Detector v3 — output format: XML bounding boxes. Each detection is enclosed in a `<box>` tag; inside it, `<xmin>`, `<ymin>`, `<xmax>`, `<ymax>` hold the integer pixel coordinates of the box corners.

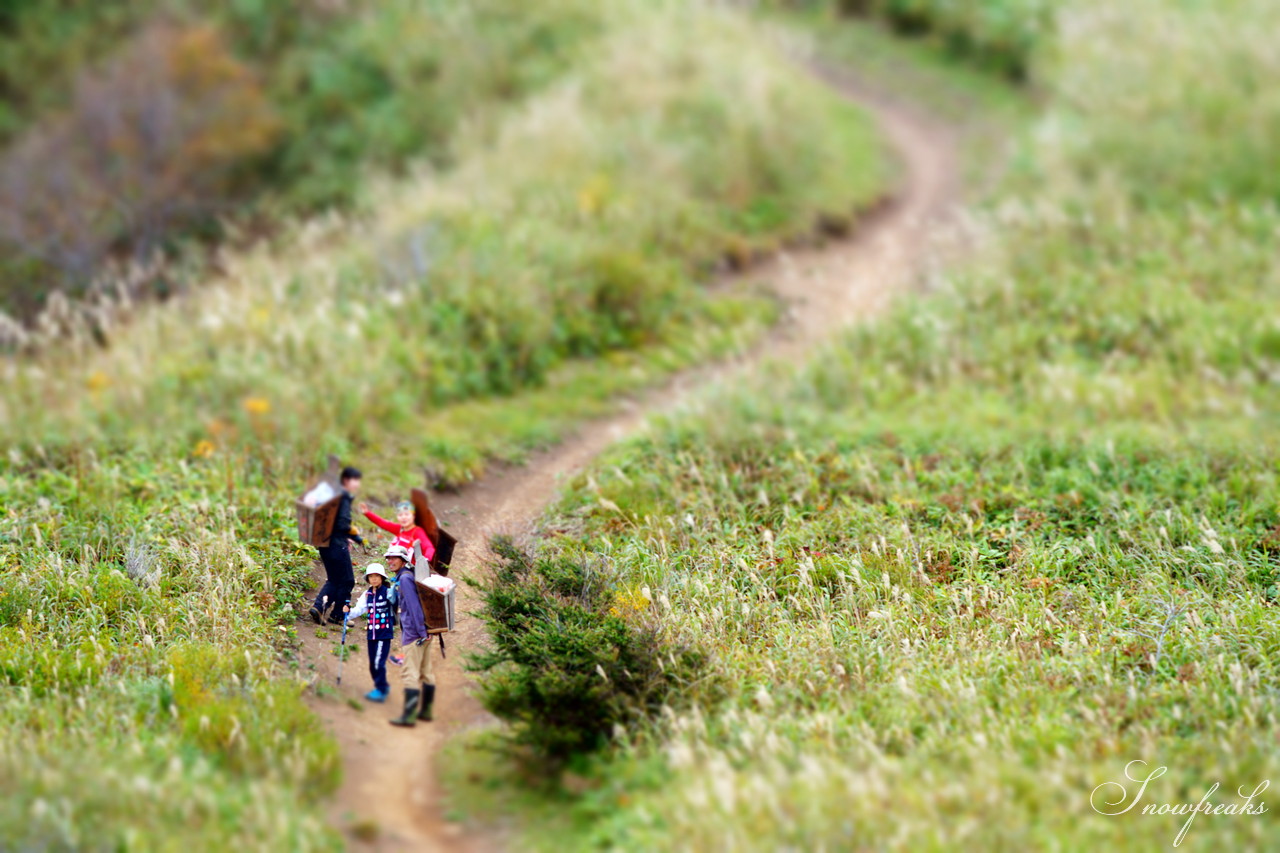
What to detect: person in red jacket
<box><xmin>360</xmin><ymin>500</ymin><xmax>435</xmax><ymax>564</ymax></box>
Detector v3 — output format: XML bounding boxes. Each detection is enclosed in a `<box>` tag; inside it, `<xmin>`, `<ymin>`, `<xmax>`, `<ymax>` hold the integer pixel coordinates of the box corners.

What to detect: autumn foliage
<box><xmin>0</xmin><ymin>23</ymin><xmax>278</xmax><ymax>316</ymax></box>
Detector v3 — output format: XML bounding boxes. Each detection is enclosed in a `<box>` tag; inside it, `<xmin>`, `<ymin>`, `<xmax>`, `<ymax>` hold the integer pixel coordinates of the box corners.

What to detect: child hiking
<box><xmin>383</xmin><ymin>543</ymin><xmax>436</xmax><ymax>726</ymax></box>
<box><xmin>310</xmin><ymin>466</ymin><xmax>364</xmax><ymax>626</ymax></box>
<box><xmin>360</xmin><ymin>500</ymin><xmax>434</xmax><ymax>565</ymax></box>
<box><xmin>342</xmin><ymin>561</ymin><xmax>398</xmax><ymax>703</ymax></box>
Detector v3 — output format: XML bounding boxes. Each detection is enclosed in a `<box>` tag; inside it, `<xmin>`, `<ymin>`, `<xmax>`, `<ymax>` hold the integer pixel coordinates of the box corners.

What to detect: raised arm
<box><xmin>362</xmin><ymin>509</ymin><xmax>400</xmax><ymax>535</ymax></box>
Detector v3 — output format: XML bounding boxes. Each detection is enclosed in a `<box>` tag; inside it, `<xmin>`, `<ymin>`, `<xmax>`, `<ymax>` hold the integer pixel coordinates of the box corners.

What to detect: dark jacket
<box><xmin>332</xmin><ymin>491</ymin><xmax>354</xmax><ymax>542</ymax></box>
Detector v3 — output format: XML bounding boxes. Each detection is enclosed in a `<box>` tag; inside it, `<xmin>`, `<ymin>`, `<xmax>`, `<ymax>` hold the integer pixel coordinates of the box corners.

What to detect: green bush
<box><xmin>470</xmin><ymin>538</ymin><xmax>711</xmax><ymax>763</ymax></box>
<box><xmin>0</xmin><ymin>452</ymin><xmax>336</xmax><ymax>847</ymax></box>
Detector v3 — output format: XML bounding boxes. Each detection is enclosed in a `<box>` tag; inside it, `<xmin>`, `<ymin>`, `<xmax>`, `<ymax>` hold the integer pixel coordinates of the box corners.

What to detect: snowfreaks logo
<box><xmin>1091</xmin><ymin>760</ymin><xmax>1269</xmax><ymax>847</ymax></box>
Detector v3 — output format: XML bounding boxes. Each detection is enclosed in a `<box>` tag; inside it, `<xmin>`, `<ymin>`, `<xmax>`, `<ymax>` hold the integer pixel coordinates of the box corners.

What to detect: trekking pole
<box><xmin>337</xmin><ymin>610</ymin><xmax>350</xmax><ymax>686</ymax></box>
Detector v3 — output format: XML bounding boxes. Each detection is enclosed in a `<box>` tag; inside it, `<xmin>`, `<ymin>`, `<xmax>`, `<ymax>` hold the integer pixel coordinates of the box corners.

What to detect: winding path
<box><xmin>302</xmin><ymin>63</ymin><xmax>963</xmax><ymax>851</ymax></box>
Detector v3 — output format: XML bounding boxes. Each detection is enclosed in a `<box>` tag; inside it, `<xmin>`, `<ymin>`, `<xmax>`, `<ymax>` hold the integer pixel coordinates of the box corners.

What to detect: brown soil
<box><xmin>298</xmin><ymin>69</ymin><xmax>962</xmax><ymax>852</ymax></box>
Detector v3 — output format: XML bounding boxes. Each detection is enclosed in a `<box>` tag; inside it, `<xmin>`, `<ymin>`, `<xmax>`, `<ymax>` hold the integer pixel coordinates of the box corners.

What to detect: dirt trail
<box><xmin>300</xmin><ymin>70</ymin><xmax>961</xmax><ymax>851</ymax></box>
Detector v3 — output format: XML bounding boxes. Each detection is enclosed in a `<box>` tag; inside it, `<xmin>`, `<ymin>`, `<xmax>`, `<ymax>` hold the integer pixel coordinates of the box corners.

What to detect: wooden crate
<box><xmin>297</xmin><ymin>459</ymin><xmax>344</xmax><ymax>548</ymax></box>
<box><xmin>419</xmin><ymin>583</ymin><xmax>456</xmax><ymax>634</ymax></box>
<box><xmin>431</xmin><ymin>528</ymin><xmax>457</xmax><ymax>577</ymax></box>
<box><xmin>296</xmin><ymin>493</ymin><xmax>342</xmax><ymax>548</ymax></box>
<box><xmin>412</xmin><ymin>486</ymin><xmax>459</xmax><ymax>577</ymax></box>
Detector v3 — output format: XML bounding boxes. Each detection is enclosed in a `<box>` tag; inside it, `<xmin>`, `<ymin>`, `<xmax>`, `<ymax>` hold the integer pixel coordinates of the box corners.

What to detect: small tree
<box><xmin>470</xmin><ymin>538</ymin><xmax>712</xmax><ymax>764</ymax></box>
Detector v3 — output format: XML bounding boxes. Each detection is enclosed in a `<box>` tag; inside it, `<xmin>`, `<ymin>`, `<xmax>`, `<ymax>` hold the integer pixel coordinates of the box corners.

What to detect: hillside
<box><xmin>0</xmin><ymin>0</ymin><xmax>621</xmax><ymax>318</ymax></box>
<box><xmin>0</xmin><ymin>2</ymin><xmax>893</xmax><ymax>848</ymax></box>
<box><xmin>453</xmin><ymin>0</ymin><xmax>1280</xmax><ymax>850</ymax></box>
<box><xmin>3</xmin><ymin>0</ymin><xmax>1276</xmax><ymax>849</ymax></box>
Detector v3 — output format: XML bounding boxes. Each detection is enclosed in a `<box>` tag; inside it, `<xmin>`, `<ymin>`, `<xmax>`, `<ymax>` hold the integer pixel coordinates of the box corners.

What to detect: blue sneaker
<box><xmin>365</xmin><ymin>688</ymin><xmax>388</xmax><ymax>703</ymax></box>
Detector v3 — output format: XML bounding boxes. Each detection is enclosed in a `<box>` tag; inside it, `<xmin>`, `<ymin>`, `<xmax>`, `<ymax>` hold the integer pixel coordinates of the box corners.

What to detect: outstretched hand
<box><xmin>358</xmin><ymin>501</ymin><xmax>370</xmax><ymax>514</ymax></box>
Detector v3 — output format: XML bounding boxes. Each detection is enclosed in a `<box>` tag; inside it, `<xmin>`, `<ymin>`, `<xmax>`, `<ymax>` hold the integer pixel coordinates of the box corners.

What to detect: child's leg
<box><xmin>370</xmin><ymin>638</ymin><xmax>391</xmax><ymax>694</ymax></box>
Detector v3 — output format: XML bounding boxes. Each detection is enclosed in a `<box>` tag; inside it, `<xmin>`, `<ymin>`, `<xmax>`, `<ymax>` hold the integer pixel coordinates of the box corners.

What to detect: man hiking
<box><xmin>384</xmin><ymin>543</ymin><xmax>436</xmax><ymax>726</ymax></box>
<box><xmin>309</xmin><ymin>466</ymin><xmax>364</xmax><ymax>625</ymax></box>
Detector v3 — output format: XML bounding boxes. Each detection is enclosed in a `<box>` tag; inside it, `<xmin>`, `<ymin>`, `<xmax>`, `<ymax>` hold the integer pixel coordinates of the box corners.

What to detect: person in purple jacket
<box><xmin>385</xmin><ymin>544</ymin><xmax>436</xmax><ymax>726</ymax></box>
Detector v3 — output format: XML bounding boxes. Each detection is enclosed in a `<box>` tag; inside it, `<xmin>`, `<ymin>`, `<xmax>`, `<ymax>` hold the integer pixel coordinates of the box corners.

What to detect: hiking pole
<box><xmin>337</xmin><ymin>610</ymin><xmax>350</xmax><ymax>686</ymax></box>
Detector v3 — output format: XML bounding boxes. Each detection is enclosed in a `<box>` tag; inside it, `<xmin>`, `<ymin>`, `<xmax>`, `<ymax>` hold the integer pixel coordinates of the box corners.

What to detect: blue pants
<box><xmin>367</xmin><ymin>636</ymin><xmax>391</xmax><ymax>694</ymax></box>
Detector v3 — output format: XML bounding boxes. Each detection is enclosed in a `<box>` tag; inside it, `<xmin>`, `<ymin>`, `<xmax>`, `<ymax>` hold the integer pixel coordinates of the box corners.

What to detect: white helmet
<box><xmin>383</xmin><ymin>544</ymin><xmax>412</xmax><ymax>563</ymax></box>
<box><xmin>364</xmin><ymin>563</ymin><xmax>388</xmax><ymax>581</ymax></box>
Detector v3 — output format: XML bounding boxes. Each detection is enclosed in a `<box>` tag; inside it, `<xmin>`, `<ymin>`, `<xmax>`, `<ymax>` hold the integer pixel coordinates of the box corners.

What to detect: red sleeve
<box><xmin>414</xmin><ymin>527</ymin><xmax>436</xmax><ymax>562</ymax></box>
<box><xmin>363</xmin><ymin>511</ymin><xmax>399</xmax><ymax>535</ymax></box>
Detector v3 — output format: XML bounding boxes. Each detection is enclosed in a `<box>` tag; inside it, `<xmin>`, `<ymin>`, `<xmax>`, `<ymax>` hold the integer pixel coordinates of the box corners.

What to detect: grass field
<box><xmin>455</xmin><ymin>1</ymin><xmax>1280</xmax><ymax>850</ymax></box>
<box><xmin>0</xmin><ymin>3</ymin><xmax>892</xmax><ymax>849</ymax></box>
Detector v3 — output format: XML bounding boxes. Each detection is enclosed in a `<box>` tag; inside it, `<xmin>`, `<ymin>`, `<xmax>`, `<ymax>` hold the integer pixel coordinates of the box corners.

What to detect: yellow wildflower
<box><xmin>86</xmin><ymin>370</ymin><xmax>110</xmax><ymax>392</ymax></box>
<box><xmin>609</xmin><ymin>585</ymin><xmax>651</xmax><ymax>618</ymax></box>
<box><xmin>576</xmin><ymin>173</ymin><xmax>610</xmax><ymax>215</ymax></box>
<box><xmin>193</xmin><ymin>440</ymin><xmax>216</xmax><ymax>459</ymax></box>
<box><xmin>242</xmin><ymin>397</ymin><xmax>271</xmax><ymax>416</ymax></box>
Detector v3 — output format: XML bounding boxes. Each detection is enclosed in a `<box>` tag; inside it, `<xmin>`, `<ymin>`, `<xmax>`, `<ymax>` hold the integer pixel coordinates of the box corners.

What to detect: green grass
<box><xmin>441</xmin><ymin>730</ymin><xmax>682</xmax><ymax>852</ymax></box>
<box><xmin>459</xmin><ymin>0</ymin><xmax>1280</xmax><ymax>849</ymax></box>
<box><xmin>0</xmin><ymin>457</ymin><xmax>342</xmax><ymax>850</ymax></box>
<box><xmin>763</xmin><ymin>0</ymin><xmax>1052</xmax><ymax>82</ymax></box>
<box><xmin>372</xmin><ymin>288</ymin><xmax>778</xmax><ymax>489</ymax></box>
<box><xmin>781</xmin><ymin>9</ymin><xmax>1035</xmax><ymax>192</ymax></box>
<box><xmin>0</xmin><ymin>2</ymin><xmax>893</xmax><ymax>848</ymax></box>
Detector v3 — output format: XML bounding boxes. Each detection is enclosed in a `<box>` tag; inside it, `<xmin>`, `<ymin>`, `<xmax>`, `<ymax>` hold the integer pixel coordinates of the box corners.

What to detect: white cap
<box><xmin>383</xmin><ymin>544</ymin><xmax>412</xmax><ymax>563</ymax></box>
<box><xmin>364</xmin><ymin>563</ymin><xmax>388</xmax><ymax>580</ymax></box>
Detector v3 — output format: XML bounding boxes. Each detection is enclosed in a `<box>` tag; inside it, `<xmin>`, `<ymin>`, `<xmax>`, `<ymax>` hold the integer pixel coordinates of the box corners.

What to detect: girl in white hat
<box><xmin>343</xmin><ymin>561</ymin><xmax>399</xmax><ymax>702</ymax></box>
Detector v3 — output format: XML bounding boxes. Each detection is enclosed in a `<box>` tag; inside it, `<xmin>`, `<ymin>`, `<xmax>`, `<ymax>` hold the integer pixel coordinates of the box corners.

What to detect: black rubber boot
<box><xmin>418</xmin><ymin>684</ymin><xmax>435</xmax><ymax>721</ymax></box>
<box><xmin>389</xmin><ymin>689</ymin><xmax>420</xmax><ymax>727</ymax></box>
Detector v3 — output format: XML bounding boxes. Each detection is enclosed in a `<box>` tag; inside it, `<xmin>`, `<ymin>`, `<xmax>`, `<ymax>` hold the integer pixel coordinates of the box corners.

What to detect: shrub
<box><xmin>0</xmin><ymin>0</ymin><xmax>614</xmax><ymax>318</ymax></box>
<box><xmin>470</xmin><ymin>538</ymin><xmax>711</xmax><ymax>763</ymax></box>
